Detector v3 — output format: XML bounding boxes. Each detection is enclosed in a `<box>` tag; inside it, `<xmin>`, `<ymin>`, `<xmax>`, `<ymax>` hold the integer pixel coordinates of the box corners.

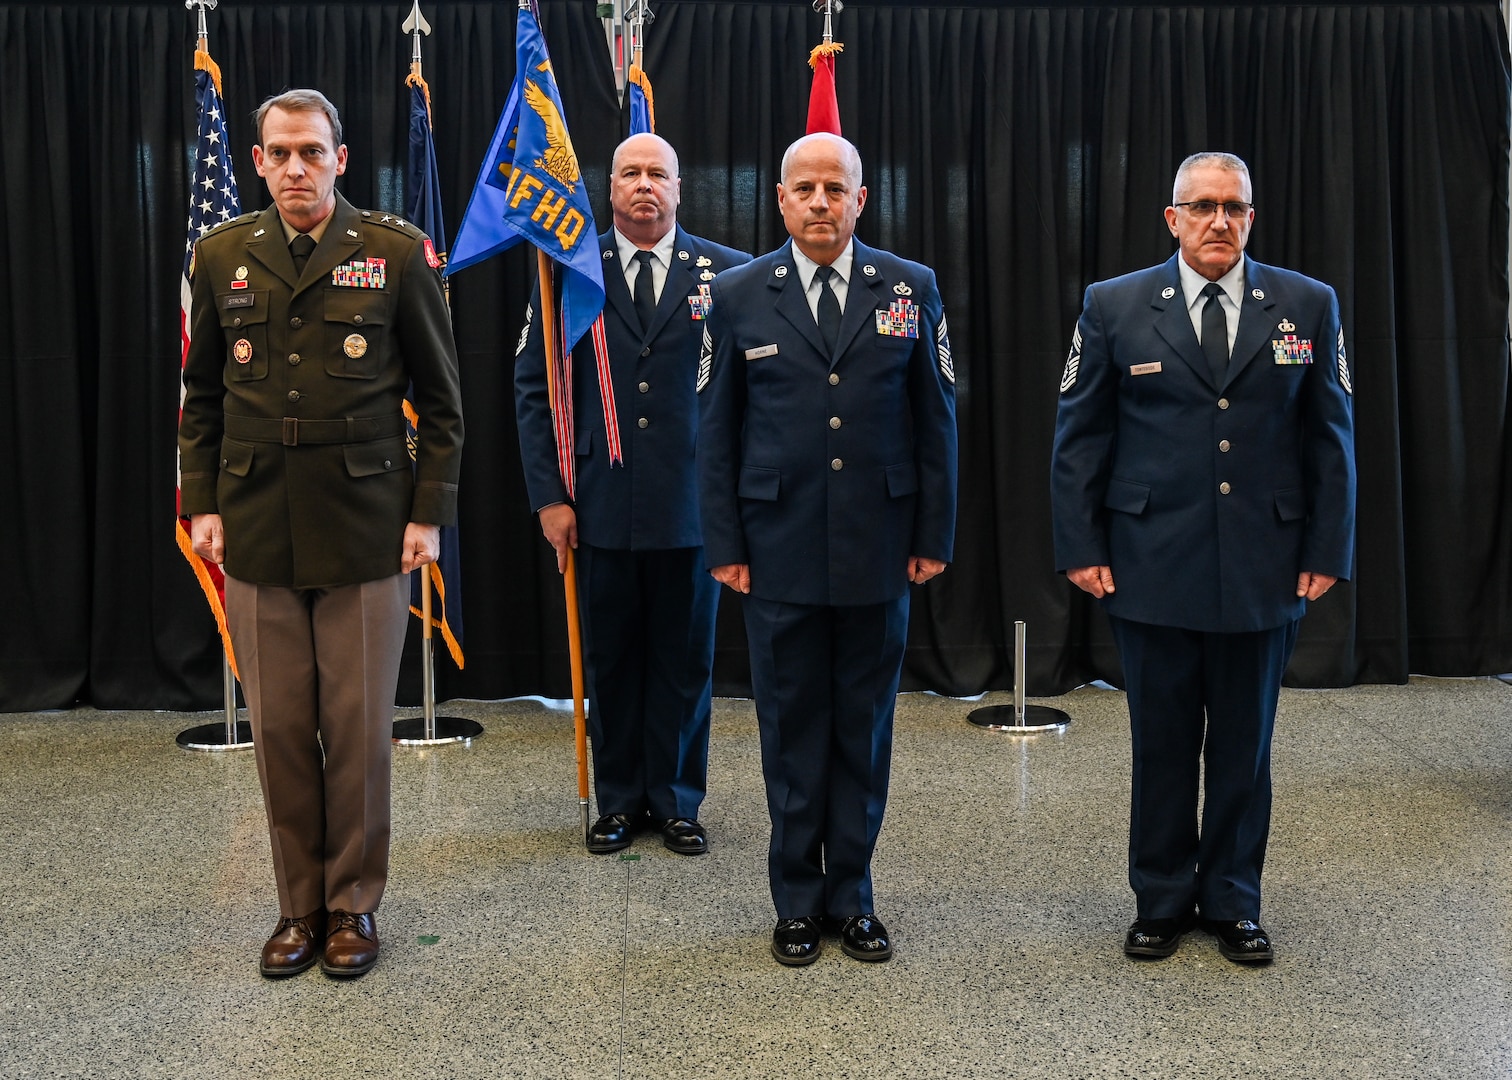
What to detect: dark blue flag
<box><xmin>403</xmin><ymin>75</ymin><xmax>464</xmax><ymax>669</ymax></box>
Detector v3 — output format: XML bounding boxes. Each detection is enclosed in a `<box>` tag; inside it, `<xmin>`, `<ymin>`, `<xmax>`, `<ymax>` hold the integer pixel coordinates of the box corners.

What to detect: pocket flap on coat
<box><xmin>220</xmin><ymin>437</ymin><xmax>254</xmax><ymax>478</ymax></box>
<box><xmin>1274</xmin><ymin>487</ymin><xmax>1306</xmax><ymax>522</ymax></box>
<box><xmin>885</xmin><ymin>462</ymin><xmax>919</xmax><ymax>497</ymax></box>
<box><xmin>738</xmin><ymin>465</ymin><xmax>780</xmax><ymax>501</ymax></box>
<box><xmin>343</xmin><ymin>436</ymin><xmax>410</xmax><ymax>478</ymax></box>
<box><xmin>1104</xmin><ymin>477</ymin><xmax>1151</xmax><ymax>515</ymax></box>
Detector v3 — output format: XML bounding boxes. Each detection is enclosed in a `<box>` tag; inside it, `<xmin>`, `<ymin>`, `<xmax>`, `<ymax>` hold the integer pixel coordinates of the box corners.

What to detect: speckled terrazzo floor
<box><xmin>1</xmin><ymin>677</ymin><xmax>1509</xmax><ymax>1079</ymax></box>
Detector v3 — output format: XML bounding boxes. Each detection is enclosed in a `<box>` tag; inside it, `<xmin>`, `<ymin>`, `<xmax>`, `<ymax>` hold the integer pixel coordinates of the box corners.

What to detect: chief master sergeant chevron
<box><xmin>178</xmin><ymin>89</ymin><xmax>463</xmax><ymax>981</ymax></box>
<box><xmin>1051</xmin><ymin>151</ymin><xmax>1354</xmax><ymax>965</ymax></box>
<box><xmin>697</xmin><ymin>132</ymin><xmax>958</xmax><ymax>967</ymax></box>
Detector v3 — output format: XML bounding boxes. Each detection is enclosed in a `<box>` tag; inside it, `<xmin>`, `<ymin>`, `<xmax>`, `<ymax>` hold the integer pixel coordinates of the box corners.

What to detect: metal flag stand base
<box><xmin>967</xmin><ymin>620</ymin><xmax>1071</xmax><ymax>734</ymax></box>
<box><xmin>177</xmin><ymin>652</ymin><xmax>254</xmax><ymax>751</ymax></box>
<box><xmin>394</xmin><ymin>564</ymin><xmax>482</xmax><ymax>746</ymax></box>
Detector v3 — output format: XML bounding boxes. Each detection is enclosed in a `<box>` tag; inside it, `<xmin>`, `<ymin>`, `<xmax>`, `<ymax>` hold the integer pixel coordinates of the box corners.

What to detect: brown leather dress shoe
<box><xmin>321</xmin><ymin>910</ymin><xmax>379</xmax><ymax>977</ymax></box>
<box><xmin>260</xmin><ymin>910</ymin><xmax>325</xmax><ymax>977</ymax></box>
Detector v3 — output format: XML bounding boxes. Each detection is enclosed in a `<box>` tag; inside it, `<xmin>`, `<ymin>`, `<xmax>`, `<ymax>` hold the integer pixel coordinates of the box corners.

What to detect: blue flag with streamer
<box><xmin>448</xmin><ymin>2</ymin><xmax>603</xmax><ymax>355</ymax></box>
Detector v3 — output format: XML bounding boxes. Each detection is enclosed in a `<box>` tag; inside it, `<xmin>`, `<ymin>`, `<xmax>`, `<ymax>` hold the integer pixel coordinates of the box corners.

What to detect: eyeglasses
<box><xmin>1173</xmin><ymin>200</ymin><xmax>1253</xmax><ymax>219</ymax></box>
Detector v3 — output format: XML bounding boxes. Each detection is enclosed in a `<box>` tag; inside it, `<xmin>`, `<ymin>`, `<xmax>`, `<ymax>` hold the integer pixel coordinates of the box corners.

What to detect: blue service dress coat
<box><xmin>515</xmin><ymin>225</ymin><xmax>750</xmax><ymax>821</ymax></box>
<box><xmin>696</xmin><ymin>239</ymin><xmax>958</xmax><ymax>602</ymax></box>
<box><xmin>697</xmin><ymin>237</ymin><xmax>958</xmax><ymax>919</ymax></box>
<box><xmin>516</xmin><ymin>226</ymin><xmax>750</xmax><ymax>549</ymax></box>
<box><xmin>1051</xmin><ymin>254</ymin><xmax>1356</xmax><ymax>631</ymax></box>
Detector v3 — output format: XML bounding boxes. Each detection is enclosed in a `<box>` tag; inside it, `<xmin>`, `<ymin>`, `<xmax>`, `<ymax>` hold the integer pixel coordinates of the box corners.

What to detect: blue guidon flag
<box><xmin>449</xmin><ymin>0</ymin><xmax>604</xmax><ymax>357</ymax></box>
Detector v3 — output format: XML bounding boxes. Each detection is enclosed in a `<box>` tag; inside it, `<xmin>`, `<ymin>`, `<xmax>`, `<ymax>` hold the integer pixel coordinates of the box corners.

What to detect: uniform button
<box><xmin>1219</xmin><ymin>439</ymin><xmax>1230</xmax><ymax>452</ymax></box>
<box><xmin>232</xmin><ymin>317</ymin><xmax>243</xmax><ymax>328</ymax></box>
<box><xmin>828</xmin><ymin>373</ymin><xmax>840</xmax><ymax>385</ymax></box>
<box><xmin>831</xmin><ymin>458</ymin><xmax>843</xmax><ymax>471</ymax></box>
<box><xmin>1218</xmin><ymin>398</ymin><xmax>1230</xmax><ymax>410</ymax></box>
<box><xmin>638</xmin><ymin>417</ymin><xmax>649</xmax><ymax>429</ymax></box>
<box><xmin>829</xmin><ymin>416</ymin><xmax>842</xmax><ymax>429</ymax></box>
<box><xmin>290</xmin><ymin>317</ymin><xmax>303</xmax><ymax>329</ymax></box>
<box><xmin>287</xmin><ymin>390</ymin><xmax>300</xmax><ymax>402</ymax></box>
<box><xmin>640</xmin><ymin>347</ymin><xmax>652</xmax><ymax>358</ymax></box>
<box><xmin>220</xmin><ymin>458</ymin><xmax>228</xmax><ymax>467</ymax></box>
<box><xmin>353</xmin><ymin>314</ymin><xmax>364</xmax><ymax>325</ymax></box>
<box><xmin>1219</xmin><ymin>482</ymin><xmax>1232</xmax><ymax>495</ymax></box>
<box><xmin>384</xmin><ymin>459</ymin><xmax>394</xmax><ymax>469</ymax></box>
<box><xmin>288</xmin><ymin>353</ymin><xmax>301</xmax><ymax>365</ymax></box>
<box><xmin>638</xmin><ymin>381</ymin><xmax>650</xmax><ymax>393</ymax></box>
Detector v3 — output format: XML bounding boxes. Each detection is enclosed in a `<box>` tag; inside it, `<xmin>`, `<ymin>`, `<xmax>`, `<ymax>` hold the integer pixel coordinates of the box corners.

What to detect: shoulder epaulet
<box><xmin>200</xmin><ymin>210</ymin><xmax>260</xmax><ymax>239</ymax></box>
<box><xmin>359</xmin><ymin>210</ymin><xmax>420</xmax><ymax>236</ymax></box>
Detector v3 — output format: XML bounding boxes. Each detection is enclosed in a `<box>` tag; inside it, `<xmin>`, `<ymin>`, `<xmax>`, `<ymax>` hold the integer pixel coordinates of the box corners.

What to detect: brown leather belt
<box><xmin>223</xmin><ymin>414</ymin><xmax>406</xmax><ymax>447</ymax></box>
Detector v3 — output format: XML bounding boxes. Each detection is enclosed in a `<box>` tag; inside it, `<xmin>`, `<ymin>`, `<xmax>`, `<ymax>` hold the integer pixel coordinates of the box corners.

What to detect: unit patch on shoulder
<box><xmin>1060</xmin><ymin>322</ymin><xmax>1083</xmax><ymax>393</ymax></box>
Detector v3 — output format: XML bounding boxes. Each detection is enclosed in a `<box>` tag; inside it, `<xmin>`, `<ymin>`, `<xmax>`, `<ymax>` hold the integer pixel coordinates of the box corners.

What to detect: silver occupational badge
<box><xmin>343</xmin><ymin>334</ymin><xmax>368</xmax><ymax>359</ymax></box>
<box><xmin>893</xmin><ymin>282</ymin><xmax>913</xmax><ymax>296</ymax></box>
<box><xmin>1278</xmin><ymin>318</ymin><xmax>1296</xmax><ymax>333</ymax></box>
<box><xmin>696</xmin><ymin>255</ymin><xmax>712</xmax><ymax>267</ymax></box>
<box><xmin>235</xmin><ymin>265</ymin><xmax>248</xmax><ymax>281</ymax></box>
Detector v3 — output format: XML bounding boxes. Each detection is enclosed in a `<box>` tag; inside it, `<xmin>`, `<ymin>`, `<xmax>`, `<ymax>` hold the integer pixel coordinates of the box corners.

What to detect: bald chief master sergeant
<box><xmin>179</xmin><ymin>89</ymin><xmax>463</xmax><ymax>980</ymax></box>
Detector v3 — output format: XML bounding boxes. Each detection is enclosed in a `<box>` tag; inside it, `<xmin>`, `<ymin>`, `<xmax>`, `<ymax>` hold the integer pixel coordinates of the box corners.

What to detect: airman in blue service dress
<box><xmin>516</xmin><ymin>133</ymin><xmax>750</xmax><ymax>856</ymax></box>
<box><xmin>698</xmin><ymin>133</ymin><xmax>958</xmax><ymax>965</ymax></box>
<box><xmin>1052</xmin><ymin>152</ymin><xmax>1354</xmax><ymax>964</ymax></box>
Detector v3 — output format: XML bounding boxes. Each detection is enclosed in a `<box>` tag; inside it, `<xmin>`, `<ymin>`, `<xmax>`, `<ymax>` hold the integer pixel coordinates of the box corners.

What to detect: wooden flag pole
<box><xmin>538</xmin><ymin>249</ymin><xmax>593</xmax><ymax>846</ymax></box>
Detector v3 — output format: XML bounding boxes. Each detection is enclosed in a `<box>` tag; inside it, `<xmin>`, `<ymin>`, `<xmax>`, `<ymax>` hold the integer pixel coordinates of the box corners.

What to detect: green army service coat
<box><xmin>179</xmin><ymin>192</ymin><xmax>463</xmax><ymax>588</ymax></box>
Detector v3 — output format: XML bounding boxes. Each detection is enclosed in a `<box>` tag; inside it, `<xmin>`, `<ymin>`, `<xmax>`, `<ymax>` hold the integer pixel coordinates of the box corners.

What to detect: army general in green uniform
<box><xmin>178</xmin><ymin>89</ymin><xmax>463</xmax><ymax>979</ymax></box>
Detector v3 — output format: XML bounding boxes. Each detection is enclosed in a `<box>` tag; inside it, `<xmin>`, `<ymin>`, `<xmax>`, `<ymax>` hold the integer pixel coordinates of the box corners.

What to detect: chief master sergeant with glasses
<box><xmin>1051</xmin><ymin>152</ymin><xmax>1355</xmax><ymax>964</ymax></box>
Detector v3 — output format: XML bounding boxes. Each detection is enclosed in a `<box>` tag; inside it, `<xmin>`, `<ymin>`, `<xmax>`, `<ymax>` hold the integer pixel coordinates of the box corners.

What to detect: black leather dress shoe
<box><xmin>772</xmin><ymin>917</ymin><xmax>823</xmax><ymax>966</ymax></box>
<box><xmin>838</xmin><ymin>914</ymin><xmax>892</xmax><ymax>962</ymax></box>
<box><xmin>659</xmin><ymin>818</ymin><xmax>708</xmax><ymax>855</ymax></box>
<box><xmin>260</xmin><ymin>910</ymin><xmax>325</xmax><ymax>977</ymax></box>
<box><xmin>1123</xmin><ymin>912</ymin><xmax>1196</xmax><ymax>959</ymax></box>
<box><xmin>587</xmin><ymin>813</ymin><xmax>636</xmax><ymax>853</ymax></box>
<box><xmin>1201</xmin><ymin>918</ymin><xmax>1274</xmax><ymax>963</ymax></box>
<box><xmin>321</xmin><ymin>910</ymin><xmax>379</xmax><ymax>977</ymax></box>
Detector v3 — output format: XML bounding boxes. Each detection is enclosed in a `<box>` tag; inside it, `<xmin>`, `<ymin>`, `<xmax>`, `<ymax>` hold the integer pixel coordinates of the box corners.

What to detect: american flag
<box><xmin>176</xmin><ymin>45</ymin><xmax>242</xmax><ymax>675</ymax></box>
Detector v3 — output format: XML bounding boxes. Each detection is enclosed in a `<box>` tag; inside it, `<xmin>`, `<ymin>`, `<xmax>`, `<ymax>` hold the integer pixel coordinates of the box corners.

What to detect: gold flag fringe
<box><xmin>808</xmin><ymin>40</ymin><xmax>845</xmax><ymax>69</ymax></box>
<box><xmin>628</xmin><ymin>63</ymin><xmax>656</xmax><ymax>133</ymax></box>
<box><xmin>193</xmin><ymin>44</ymin><xmax>225</xmax><ymax>97</ymax></box>
<box><xmin>406</xmin><ymin>70</ymin><xmax>433</xmax><ymax>124</ymax></box>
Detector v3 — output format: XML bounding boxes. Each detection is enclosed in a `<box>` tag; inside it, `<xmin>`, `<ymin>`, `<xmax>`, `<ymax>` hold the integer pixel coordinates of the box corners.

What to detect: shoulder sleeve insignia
<box><xmin>1060</xmin><ymin>321</ymin><xmax>1083</xmax><ymax>394</ymax></box>
<box><xmin>516</xmin><ymin>304</ymin><xmax>533</xmax><ymax>357</ymax></box>
<box><xmin>1336</xmin><ymin>327</ymin><xmax>1352</xmax><ymax>395</ymax></box>
<box><xmin>935</xmin><ymin>314</ymin><xmax>955</xmax><ymax>384</ymax></box>
<box><xmin>697</xmin><ymin>326</ymin><xmax>713</xmax><ymax>394</ymax></box>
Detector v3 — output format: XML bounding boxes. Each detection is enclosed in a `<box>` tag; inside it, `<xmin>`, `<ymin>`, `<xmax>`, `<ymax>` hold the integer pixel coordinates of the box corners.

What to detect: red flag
<box><xmin>806</xmin><ymin>42</ymin><xmax>843</xmax><ymax>135</ymax></box>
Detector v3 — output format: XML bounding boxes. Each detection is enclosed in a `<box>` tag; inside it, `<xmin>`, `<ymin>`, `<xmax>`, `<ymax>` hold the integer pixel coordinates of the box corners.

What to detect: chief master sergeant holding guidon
<box><xmin>179</xmin><ymin>88</ymin><xmax>464</xmax><ymax>980</ymax></box>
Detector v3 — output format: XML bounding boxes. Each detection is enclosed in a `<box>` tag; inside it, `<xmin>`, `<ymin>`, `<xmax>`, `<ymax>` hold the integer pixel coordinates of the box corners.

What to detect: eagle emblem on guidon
<box><xmin>524</xmin><ymin>78</ymin><xmax>581</xmax><ymax>192</ymax></box>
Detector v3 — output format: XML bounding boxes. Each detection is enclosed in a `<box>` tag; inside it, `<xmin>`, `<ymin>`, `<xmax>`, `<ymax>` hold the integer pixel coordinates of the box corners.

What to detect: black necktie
<box><xmin>632</xmin><ymin>249</ymin><xmax>657</xmax><ymax>333</ymax></box>
<box><xmin>1200</xmin><ymin>282</ymin><xmax>1229</xmax><ymax>384</ymax></box>
<box><xmin>290</xmin><ymin>233</ymin><xmax>317</xmax><ymax>279</ymax></box>
<box><xmin>814</xmin><ymin>265</ymin><xmax>841</xmax><ymax>355</ymax></box>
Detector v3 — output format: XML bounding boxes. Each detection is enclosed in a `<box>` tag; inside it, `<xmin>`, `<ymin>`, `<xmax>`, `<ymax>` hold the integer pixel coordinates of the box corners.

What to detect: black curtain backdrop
<box><xmin>0</xmin><ymin>1</ymin><xmax>1508</xmax><ymax>712</ymax></box>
